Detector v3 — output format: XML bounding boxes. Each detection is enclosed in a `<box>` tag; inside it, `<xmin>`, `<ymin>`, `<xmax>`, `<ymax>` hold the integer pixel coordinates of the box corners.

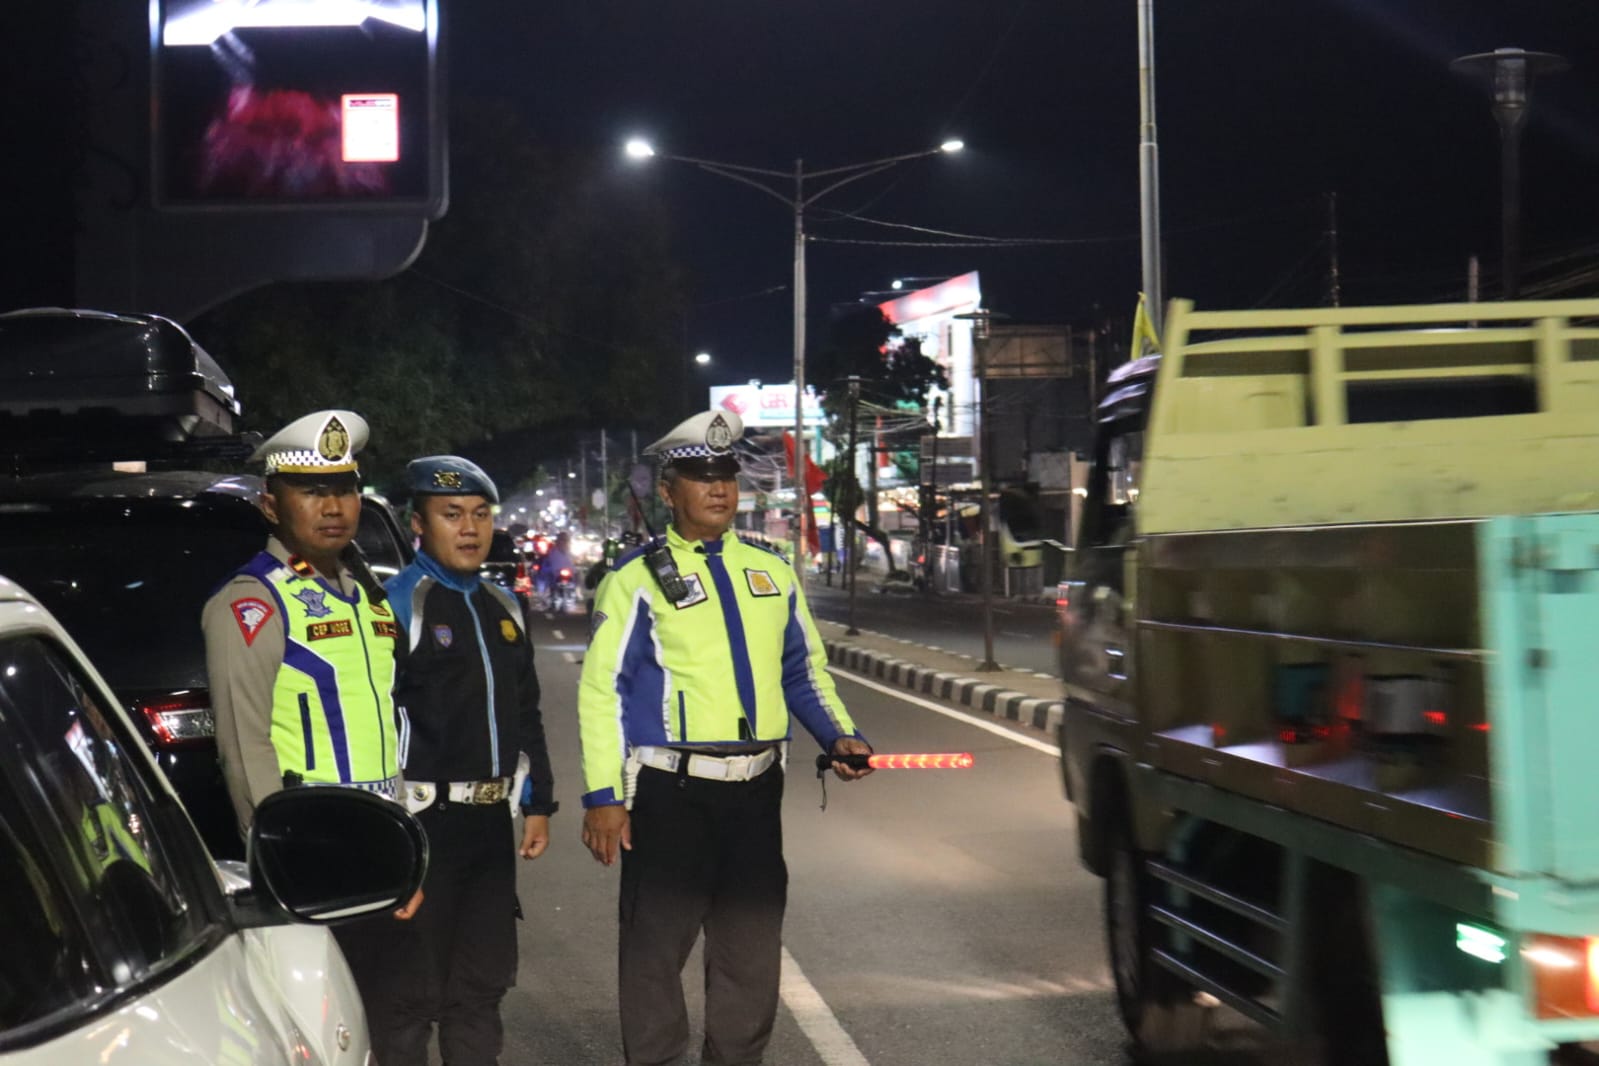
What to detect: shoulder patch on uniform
<box><xmin>674</xmin><ymin>572</ymin><xmax>709</xmax><ymax>610</ymax></box>
<box><xmin>432</xmin><ymin>623</ymin><xmax>454</xmax><ymax>648</ymax></box>
<box><xmin>737</xmin><ymin>535</ymin><xmax>788</xmax><ymax>562</ymax></box>
<box><xmin>230</xmin><ymin>598</ymin><xmax>275</xmax><ymax>646</ymax></box>
<box><xmin>590</xmin><ymin>609</ymin><xmax>608</xmax><ymax>636</ymax></box>
<box><xmin>745</xmin><ymin>568</ymin><xmax>780</xmax><ymax>596</ymax></box>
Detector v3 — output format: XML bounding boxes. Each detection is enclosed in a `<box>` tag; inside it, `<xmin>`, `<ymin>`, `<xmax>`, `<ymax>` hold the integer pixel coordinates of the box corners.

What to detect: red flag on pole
<box><xmin>782</xmin><ymin>432</ymin><xmax>824</xmax><ymax>554</ymax></box>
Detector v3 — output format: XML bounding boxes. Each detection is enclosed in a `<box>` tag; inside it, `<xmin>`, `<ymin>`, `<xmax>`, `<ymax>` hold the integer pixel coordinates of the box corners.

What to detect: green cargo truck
<box><xmin>1058</xmin><ymin>298</ymin><xmax>1599</xmax><ymax>1064</ymax></box>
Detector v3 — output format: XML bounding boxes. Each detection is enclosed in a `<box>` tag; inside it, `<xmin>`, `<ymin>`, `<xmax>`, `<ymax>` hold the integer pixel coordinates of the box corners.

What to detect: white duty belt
<box><xmin>403</xmin><ymin>777</ymin><xmax>512</xmax><ymax>813</ymax></box>
<box><xmin>632</xmin><ymin>745</ymin><xmax>778</xmax><ymax>783</ymax></box>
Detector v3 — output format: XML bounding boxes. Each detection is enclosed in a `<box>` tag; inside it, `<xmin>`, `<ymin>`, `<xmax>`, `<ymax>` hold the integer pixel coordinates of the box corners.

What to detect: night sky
<box><xmin>450</xmin><ymin>1</ymin><xmax>1599</xmax><ymax>386</ymax></box>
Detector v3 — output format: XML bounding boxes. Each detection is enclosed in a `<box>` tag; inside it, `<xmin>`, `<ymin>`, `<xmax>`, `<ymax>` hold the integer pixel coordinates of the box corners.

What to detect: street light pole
<box><xmin>793</xmin><ymin>158</ymin><xmax>808</xmax><ymax>583</ymax></box>
<box><xmin>1450</xmin><ymin>48</ymin><xmax>1567</xmax><ymax>300</ymax></box>
<box><xmin>1137</xmin><ymin>0</ymin><xmax>1164</xmax><ymax>336</ymax></box>
<box><xmin>624</xmin><ymin>137</ymin><xmax>964</xmax><ymax>589</ymax></box>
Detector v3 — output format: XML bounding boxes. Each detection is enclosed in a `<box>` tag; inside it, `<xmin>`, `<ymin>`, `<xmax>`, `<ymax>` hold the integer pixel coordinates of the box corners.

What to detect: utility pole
<box><xmin>955</xmin><ymin>310</ymin><xmax>1002</xmax><ymax>672</ymax></box>
<box><xmin>578</xmin><ymin>436</ymin><xmax>588</xmax><ymax>532</ymax></box>
<box><xmin>599</xmin><ymin>430</ymin><xmax>609</xmax><ymax>535</ymax></box>
<box><xmin>845</xmin><ymin>375</ymin><xmax>861</xmax><ymax>636</ymax></box>
<box><xmin>1324</xmin><ymin>191</ymin><xmax>1342</xmax><ymax>307</ymax></box>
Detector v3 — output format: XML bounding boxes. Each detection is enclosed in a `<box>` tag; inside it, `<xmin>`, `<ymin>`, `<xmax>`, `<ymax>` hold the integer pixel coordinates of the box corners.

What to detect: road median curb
<box><xmin>821</xmin><ymin>636</ymin><xmax>1065</xmax><ymax>737</ymax></box>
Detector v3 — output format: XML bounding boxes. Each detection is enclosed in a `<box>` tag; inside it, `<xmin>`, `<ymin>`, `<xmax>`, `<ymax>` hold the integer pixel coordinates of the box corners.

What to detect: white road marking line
<box><xmin>829</xmin><ymin>669</ymin><xmax>1061</xmax><ymax>757</ymax></box>
<box><xmin>552</xmin><ymin>628</ymin><xmax>565</xmax><ymax>640</ymax></box>
<box><xmin>781</xmin><ymin>946</ymin><xmax>870</xmax><ymax>1066</ymax></box>
<box><xmin>562</xmin><ymin>651</ymin><xmax>576</xmax><ymax>664</ymax></box>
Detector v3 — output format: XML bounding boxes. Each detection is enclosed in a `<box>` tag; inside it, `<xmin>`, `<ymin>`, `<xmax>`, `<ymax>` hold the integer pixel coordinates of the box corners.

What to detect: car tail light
<box><xmin>1525</xmin><ymin>934</ymin><xmax>1599</xmax><ymax>1018</ymax></box>
<box><xmin>137</xmin><ymin>691</ymin><xmax>215</xmax><ymax>750</ymax></box>
<box><xmin>559</xmin><ymin>568</ymin><xmax>572</xmax><ymax>580</ymax></box>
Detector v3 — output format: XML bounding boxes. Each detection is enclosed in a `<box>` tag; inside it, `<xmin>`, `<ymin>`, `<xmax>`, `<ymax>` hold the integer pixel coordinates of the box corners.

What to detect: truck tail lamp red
<box><xmin>1524</xmin><ymin>934</ymin><xmax>1599</xmax><ymax>1019</ymax></box>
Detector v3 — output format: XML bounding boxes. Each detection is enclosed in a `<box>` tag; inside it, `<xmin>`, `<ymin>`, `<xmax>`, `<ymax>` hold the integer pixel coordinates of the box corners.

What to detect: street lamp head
<box><xmin>694</xmin><ymin>351</ymin><xmax>712</xmax><ymax>365</ymax></box>
<box><xmin>891</xmin><ymin>280</ymin><xmax>905</xmax><ymax>290</ymax></box>
<box><xmin>940</xmin><ymin>139</ymin><xmax>965</xmax><ymax>154</ymax></box>
<box><xmin>624</xmin><ymin>137</ymin><xmax>656</xmax><ymax>160</ymax></box>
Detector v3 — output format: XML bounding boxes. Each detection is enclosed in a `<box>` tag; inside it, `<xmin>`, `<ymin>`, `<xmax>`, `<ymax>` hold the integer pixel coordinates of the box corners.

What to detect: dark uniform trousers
<box><xmin>620</xmin><ymin>761</ymin><xmax>788</xmax><ymax>1066</ymax></box>
<box><xmin>352</xmin><ymin>800</ymin><xmax>520</xmax><ymax>1066</ymax></box>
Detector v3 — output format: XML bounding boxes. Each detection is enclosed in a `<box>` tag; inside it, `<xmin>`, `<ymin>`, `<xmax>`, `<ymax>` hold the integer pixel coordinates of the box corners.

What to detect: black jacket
<box><xmin>386</xmin><ymin>551</ymin><xmax>558</xmax><ymax>815</ymax></box>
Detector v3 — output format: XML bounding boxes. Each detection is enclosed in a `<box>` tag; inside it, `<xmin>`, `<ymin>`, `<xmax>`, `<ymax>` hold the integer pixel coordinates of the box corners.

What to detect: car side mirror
<box><xmin>245</xmin><ymin>787</ymin><xmax>427</xmax><ymax>925</ymax></box>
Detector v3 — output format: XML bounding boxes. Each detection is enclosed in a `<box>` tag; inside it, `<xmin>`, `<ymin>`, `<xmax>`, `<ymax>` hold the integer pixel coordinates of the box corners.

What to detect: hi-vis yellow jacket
<box><xmin>577</xmin><ymin>526</ymin><xmax>861</xmax><ymax>807</ymax></box>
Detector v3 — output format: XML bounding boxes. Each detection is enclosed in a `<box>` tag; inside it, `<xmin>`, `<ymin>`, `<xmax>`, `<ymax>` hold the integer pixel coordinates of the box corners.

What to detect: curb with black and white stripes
<box><xmin>822</xmin><ymin>637</ymin><xmax>1066</xmax><ymax>736</ymax></box>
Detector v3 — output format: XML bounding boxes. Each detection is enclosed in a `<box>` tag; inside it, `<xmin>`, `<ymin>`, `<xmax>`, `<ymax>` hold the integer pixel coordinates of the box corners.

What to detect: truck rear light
<box><xmin>1524</xmin><ymin>934</ymin><xmax>1599</xmax><ymax>1018</ymax></box>
<box><xmin>137</xmin><ymin>692</ymin><xmax>215</xmax><ymax>750</ymax></box>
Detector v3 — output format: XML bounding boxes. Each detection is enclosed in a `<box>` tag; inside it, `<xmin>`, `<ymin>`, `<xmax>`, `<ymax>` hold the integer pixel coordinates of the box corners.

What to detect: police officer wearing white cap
<box><xmin>577</xmin><ymin>408</ymin><xmax>874</xmax><ymax>1066</ymax></box>
<box><xmin>202</xmin><ymin>410</ymin><xmax>420</xmax><ymax>1050</ymax></box>
<box><xmin>378</xmin><ymin>455</ymin><xmax>558</xmax><ymax>1066</ymax></box>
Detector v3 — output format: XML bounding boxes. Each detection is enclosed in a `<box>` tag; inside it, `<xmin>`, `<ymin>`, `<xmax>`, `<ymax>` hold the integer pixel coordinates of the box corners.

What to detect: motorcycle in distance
<box><xmin>547</xmin><ymin>566</ymin><xmax>579</xmax><ymax>616</ymax></box>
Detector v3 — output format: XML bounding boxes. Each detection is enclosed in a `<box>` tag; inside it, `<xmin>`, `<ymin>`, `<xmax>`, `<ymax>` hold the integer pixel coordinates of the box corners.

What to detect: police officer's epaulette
<box><xmin>287</xmin><ymin>555</ymin><xmax>317</xmax><ymax>578</ymax></box>
<box><xmin>737</xmin><ymin>535</ymin><xmax>789</xmax><ymax>563</ymax></box>
<box><xmin>613</xmin><ymin>536</ymin><xmax>667</xmax><ymax>571</ymax></box>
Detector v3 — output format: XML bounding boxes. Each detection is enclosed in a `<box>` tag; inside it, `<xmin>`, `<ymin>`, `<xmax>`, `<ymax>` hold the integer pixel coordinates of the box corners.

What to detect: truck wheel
<box><xmin>1105</xmin><ymin>816</ymin><xmax>1211</xmax><ymax>1058</ymax></box>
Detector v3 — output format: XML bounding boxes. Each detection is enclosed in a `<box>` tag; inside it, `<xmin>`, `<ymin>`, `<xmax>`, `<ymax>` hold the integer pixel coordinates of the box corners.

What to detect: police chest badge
<box><xmin>673</xmin><ymin>573</ymin><xmax>708</xmax><ymax>609</ymax></box>
<box><xmin>432</xmin><ymin>624</ymin><xmax>453</xmax><ymax>648</ymax></box>
<box><xmin>291</xmin><ymin>586</ymin><xmax>333</xmax><ymax>618</ymax></box>
<box><xmin>745</xmin><ymin>569</ymin><xmax>780</xmax><ymax>597</ymax></box>
<box><xmin>705</xmin><ymin>412</ymin><xmax>734</xmax><ymax>452</ymax></box>
<box><xmin>500</xmin><ymin>618</ymin><xmax>519</xmax><ymax>643</ymax></box>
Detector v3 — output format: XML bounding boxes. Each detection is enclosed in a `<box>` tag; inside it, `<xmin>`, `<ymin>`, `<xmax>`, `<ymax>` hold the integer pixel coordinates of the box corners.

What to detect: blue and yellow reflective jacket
<box><xmin>577</xmin><ymin>526</ymin><xmax>861</xmax><ymax>808</ymax></box>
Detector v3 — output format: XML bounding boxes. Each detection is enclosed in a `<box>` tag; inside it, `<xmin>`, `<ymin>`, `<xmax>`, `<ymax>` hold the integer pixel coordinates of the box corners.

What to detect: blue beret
<box><xmin>407</xmin><ymin>455</ymin><xmax>499</xmax><ymax>503</ymax></box>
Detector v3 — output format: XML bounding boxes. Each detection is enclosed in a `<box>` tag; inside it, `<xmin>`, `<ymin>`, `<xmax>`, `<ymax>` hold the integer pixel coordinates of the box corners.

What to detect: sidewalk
<box><xmin>814</xmin><ymin>617</ymin><xmax>1066</xmax><ymax>738</ymax></box>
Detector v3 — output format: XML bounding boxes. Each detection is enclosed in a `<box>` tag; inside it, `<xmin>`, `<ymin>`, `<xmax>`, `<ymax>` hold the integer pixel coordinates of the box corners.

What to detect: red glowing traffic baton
<box><xmin>814</xmin><ymin>752</ymin><xmax>976</xmax><ymax>772</ymax></box>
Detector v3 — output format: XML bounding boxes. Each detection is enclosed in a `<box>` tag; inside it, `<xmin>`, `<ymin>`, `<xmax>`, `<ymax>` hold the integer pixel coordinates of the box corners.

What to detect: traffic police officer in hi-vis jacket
<box><xmin>202</xmin><ymin>409</ymin><xmax>420</xmax><ymax>1048</ymax></box>
<box><xmin>578</xmin><ymin>407</ymin><xmax>873</xmax><ymax>1066</ymax></box>
<box><xmin>381</xmin><ymin>455</ymin><xmax>558</xmax><ymax>1066</ymax></box>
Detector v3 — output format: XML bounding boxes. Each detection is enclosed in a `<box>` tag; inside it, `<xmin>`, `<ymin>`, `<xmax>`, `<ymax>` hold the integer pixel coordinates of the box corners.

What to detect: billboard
<box><xmin>879</xmin><ymin>271</ymin><xmax>981</xmax><ymax>438</ymax></box>
<box><xmin>152</xmin><ymin>0</ymin><xmax>442</xmax><ymax>212</ymax></box>
<box><xmin>708</xmin><ymin>383</ymin><xmax>825</xmax><ymax>429</ymax></box>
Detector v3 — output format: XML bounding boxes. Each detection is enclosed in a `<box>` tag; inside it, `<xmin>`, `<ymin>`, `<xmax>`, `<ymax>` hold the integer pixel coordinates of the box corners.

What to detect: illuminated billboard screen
<box><xmin>153</xmin><ymin>0</ymin><xmax>440</xmax><ymax>210</ymax></box>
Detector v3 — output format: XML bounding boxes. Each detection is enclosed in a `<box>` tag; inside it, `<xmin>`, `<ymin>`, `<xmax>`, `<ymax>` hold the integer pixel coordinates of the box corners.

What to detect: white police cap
<box><xmin>251</xmin><ymin>410</ymin><xmax>368</xmax><ymax>476</ymax></box>
<box><xmin>644</xmin><ymin>409</ymin><xmax>744</xmax><ymax>463</ymax></box>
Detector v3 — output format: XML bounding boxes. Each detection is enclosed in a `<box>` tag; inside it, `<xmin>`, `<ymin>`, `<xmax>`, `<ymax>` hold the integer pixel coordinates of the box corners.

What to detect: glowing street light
<box><xmin>694</xmin><ymin>351</ymin><xmax>712</xmax><ymax>366</ymax></box>
<box><xmin>625</xmin><ymin>134</ymin><xmax>964</xmax><ymax>584</ymax></box>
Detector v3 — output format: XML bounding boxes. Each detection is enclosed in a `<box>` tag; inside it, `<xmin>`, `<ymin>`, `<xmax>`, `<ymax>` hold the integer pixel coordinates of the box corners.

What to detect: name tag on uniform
<box><xmin>674</xmin><ymin>573</ymin><xmax>708</xmax><ymax>609</ymax></box>
<box><xmin>372</xmin><ymin>620</ymin><xmax>399</xmax><ymax>639</ymax></box>
<box><xmin>307</xmin><ymin>620</ymin><xmax>354</xmax><ymax>641</ymax></box>
<box><xmin>745</xmin><ymin>569</ymin><xmax>780</xmax><ymax>596</ymax></box>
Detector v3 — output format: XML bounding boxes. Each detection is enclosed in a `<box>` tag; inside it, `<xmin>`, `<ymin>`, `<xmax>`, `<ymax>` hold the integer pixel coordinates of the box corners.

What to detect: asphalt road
<box><xmin>804</xmin><ymin>580</ymin><xmax>1061</xmax><ymax>678</ymax></box>
<box><xmin>479</xmin><ymin>615</ymin><xmax>1274</xmax><ymax>1066</ymax></box>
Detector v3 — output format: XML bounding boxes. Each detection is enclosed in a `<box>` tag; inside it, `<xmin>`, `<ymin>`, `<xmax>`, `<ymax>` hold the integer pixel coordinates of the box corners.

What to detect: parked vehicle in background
<box><xmin>0</xmin><ymin>571</ymin><xmax>427</xmax><ymax>1065</ymax></box>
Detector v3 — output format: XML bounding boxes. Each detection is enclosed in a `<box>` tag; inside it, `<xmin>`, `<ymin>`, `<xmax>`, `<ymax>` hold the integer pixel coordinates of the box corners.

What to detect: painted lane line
<box><xmin>828</xmin><ymin>669</ymin><xmax>1061</xmax><ymax>757</ymax></box>
<box><xmin>781</xmin><ymin>946</ymin><xmax>870</xmax><ymax>1066</ymax></box>
<box><xmin>552</xmin><ymin>628</ymin><xmax>565</xmax><ymax>640</ymax></box>
<box><xmin>562</xmin><ymin>651</ymin><xmax>576</xmax><ymax>664</ymax></box>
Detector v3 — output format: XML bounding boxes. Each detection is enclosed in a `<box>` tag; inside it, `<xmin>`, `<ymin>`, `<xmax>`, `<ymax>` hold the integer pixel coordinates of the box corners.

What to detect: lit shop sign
<box><xmin>709</xmin><ymin>384</ymin><xmax>826</xmax><ymax>428</ymax></box>
<box><xmin>152</xmin><ymin>0</ymin><xmax>442</xmax><ymax>211</ymax></box>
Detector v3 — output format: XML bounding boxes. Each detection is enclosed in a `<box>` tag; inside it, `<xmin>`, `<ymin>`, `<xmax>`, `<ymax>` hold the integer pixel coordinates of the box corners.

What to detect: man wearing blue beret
<box><xmin>379</xmin><ymin>455</ymin><xmax>558</xmax><ymax>1066</ymax></box>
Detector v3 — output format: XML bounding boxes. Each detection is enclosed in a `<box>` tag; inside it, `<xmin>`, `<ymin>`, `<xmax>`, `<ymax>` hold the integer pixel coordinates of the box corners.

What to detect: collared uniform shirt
<box><xmin>386</xmin><ymin>550</ymin><xmax>558</xmax><ymax>815</ymax></box>
<box><xmin>202</xmin><ymin>536</ymin><xmax>400</xmax><ymax>834</ymax></box>
<box><xmin>577</xmin><ymin>525</ymin><xmax>861</xmax><ymax>808</ymax></box>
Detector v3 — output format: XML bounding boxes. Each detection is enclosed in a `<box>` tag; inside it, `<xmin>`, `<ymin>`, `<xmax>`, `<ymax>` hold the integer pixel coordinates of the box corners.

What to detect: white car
<box><xmin>0</xmin><ymin>574</ymin><xmax>426</xmax><ymax>1065</ymax></box>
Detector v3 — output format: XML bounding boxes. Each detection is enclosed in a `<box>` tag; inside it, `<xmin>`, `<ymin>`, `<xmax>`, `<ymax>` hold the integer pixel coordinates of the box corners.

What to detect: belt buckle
<box><xmin>472</xmin><ymin>780</ymin><xmax>507</xmax><ymax>804</ymax></box>
<box><xmin>725</xmin><ymin>754</ymin><xmax>752</xmax><ymax>780</ymax></box>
